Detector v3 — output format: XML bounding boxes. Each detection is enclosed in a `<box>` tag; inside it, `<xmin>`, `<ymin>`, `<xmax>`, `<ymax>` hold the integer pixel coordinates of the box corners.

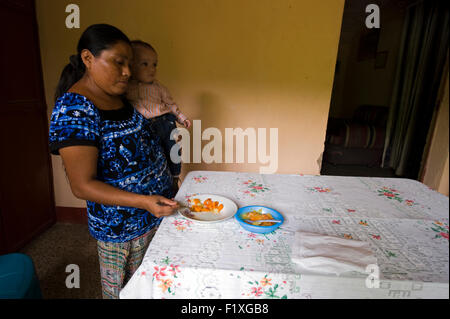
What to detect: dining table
<box><xmin>119</xmin><ymin>170</ymin><xmax>449</xmax><ymax>299</ymax></box>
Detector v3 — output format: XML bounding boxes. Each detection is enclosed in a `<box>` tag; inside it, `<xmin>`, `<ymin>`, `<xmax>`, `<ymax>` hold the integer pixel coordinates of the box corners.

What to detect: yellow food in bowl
<box><xmin>241</xmin><ymin>209</ymin><xmax>276</xmax><ymax>226</ymax></box>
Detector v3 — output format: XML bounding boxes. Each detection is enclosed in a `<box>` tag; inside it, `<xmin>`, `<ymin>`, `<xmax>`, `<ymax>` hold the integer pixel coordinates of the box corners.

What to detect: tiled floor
<box><xmin>20</xmin><ymin>223</ymin><xmax>102</xmax><ymax>299</ymax></box>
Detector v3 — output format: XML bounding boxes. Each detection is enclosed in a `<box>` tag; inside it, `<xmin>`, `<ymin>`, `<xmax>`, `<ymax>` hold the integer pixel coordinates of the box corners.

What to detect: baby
<box><xmin>127</xmin><ymin>40</ymin><xmax>191</xmax><ymax>191</ymax></box>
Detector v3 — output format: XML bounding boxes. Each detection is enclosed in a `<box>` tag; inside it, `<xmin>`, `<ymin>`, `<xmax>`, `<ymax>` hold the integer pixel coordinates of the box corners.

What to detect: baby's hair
<box><xmin>130</xmin><ymin>40</ymin><xmax>157</xmax><ymax>53</ymax></box>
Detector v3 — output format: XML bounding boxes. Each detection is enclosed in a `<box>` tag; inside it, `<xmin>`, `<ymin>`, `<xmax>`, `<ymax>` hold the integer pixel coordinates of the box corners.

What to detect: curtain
<box><xmin>382</xmin><ymin>0</ymin><xmax>449</xmax><ymax>179</ymax></box>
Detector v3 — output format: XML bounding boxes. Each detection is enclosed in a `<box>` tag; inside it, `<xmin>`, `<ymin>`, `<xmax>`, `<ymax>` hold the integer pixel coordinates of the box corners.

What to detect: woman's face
<box><xmin>82</xmin><ymin>41</ymin><xmax>133</xmax><ymax>96</ymax></box>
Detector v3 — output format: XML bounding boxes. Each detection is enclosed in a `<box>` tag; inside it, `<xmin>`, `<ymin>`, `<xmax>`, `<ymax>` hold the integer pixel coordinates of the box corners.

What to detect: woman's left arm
<box><xmin>59</xmin><ymin>145</ymin><xmax>179</xmax><ymax>217</ymax></box>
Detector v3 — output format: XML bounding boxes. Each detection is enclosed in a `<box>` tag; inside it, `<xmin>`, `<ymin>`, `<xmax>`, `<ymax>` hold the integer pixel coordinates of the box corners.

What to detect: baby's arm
<box><xmin>159</xmin><ymin>82</ymin><xmax>191</xmax><ymax>128</ymax></box>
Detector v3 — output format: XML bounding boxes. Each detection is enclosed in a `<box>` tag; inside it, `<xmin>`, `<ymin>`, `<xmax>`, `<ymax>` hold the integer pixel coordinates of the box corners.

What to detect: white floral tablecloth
<box><xmin>119</xmin><ymin>171</ymin><xmax>449</xmax><ymax>299</ymax></box>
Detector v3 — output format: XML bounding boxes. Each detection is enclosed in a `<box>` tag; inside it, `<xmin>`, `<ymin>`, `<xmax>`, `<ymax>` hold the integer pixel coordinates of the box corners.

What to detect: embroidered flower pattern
<box><xmin>172</xmin><ymin>220</ymin><xmax>184</xmax><ymax>227</ymax></box>
<box><xmin>378</xmin><ymin>187</ymin><xmax>403</xmax><ymax>202</ymax></box>
<box><xmin>308</xmin><ymin>187</ymin><xmax>332</xmax><ymax>193</ymax></box>
<box><xmin>152</xmin><ymin>257</ymin><xmax>182</xmax><ymax>295</ymax></box>
<box><xmin>245</xmin><ymin>275</ymin><xmax>287</xmax><ymax>299</ymax></box>
<box><xmin>158</xmin><ymin>279</ymin><xmax>173</xmax><ymax>293</ymax></box>
<box><xmin>260</xmin><ymin>276</ymin><xmax>272</xmax><ymax>287</ymax></box>
<box><xmin>430</xmin><ymin>221</ymin><xmax>449</xmax><ymax>241</ymax></box>
<box><xmin>185</xmin><ymin>193</ymin><xmax>198</xmax><ymax>202</ymax></box>
<box><xmin>251</xmin><ymin>287</ymin><xmax>263</xmax><ymax>297</ymax></box>
<box><xmin>240</xmin><ymin>230</ymin><xmax>277</xmax><ymax>248</ymax></box>
<box><xmin>385</xmin><ymin>250</ymin><xmax>397</xmax><ymax>258</ymax></box>
<box><xmin>405</xmin><ymin>200</ymin><xmax>416</xmax><ymax>206</ymax></box>
<box><xmin>153</xmin><ymin>266</ymin><xmax>167</xmax><ymax>281</ymax></box>
<box><xmin>242</xmin><ymin>180</ymin><xmax>270</xmax><ymax>197</ymax></box>
<box><xmin>193</xmin><ymin>176</ymin><xmax>208</xmax><ymax>184</ymax></box>
<box><xmin>172</xmin><ymin>219</ymin><xmax>193</xmax><ymax>232</ymax></box>
<box><xmin>169</xmin><ymin>264</ymin><xmax>181</xmax><ymax>278</ymax></box>
<box><xmin>377</xmin><ymin>187</ymin><xmax>419</xmax><ymax>207</ymax></box>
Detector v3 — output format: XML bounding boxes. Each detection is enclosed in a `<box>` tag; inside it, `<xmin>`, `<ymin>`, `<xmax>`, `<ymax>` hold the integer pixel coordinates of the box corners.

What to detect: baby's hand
<box><xmin>183</xmin><ymin>119</ymin><xmax>191</xmax><ymax>129</ymax></box>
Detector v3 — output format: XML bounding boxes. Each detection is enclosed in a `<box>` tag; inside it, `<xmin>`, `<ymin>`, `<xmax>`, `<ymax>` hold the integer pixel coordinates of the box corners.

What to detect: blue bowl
<box><xmin>235</xmin><ymin>206</ymin><xmax>284</xmax><ymax>234</ymax></box>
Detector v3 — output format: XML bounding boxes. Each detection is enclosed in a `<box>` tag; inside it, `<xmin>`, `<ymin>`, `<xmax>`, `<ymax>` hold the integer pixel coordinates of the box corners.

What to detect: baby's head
<box><xmin>130</xmin><ymin>40</ymin><xmax>158</xmax><ymax>83</ymax></box>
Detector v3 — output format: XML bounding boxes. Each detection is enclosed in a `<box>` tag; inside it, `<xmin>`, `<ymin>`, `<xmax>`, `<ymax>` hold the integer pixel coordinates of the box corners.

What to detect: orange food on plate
<box><xmin>241</xmin><ymin>209</ymin><xmax>275</xmax><ymax>226</ymax></box>
<box><xmin>189</xmin><ymin>198</ymin><xmax>224</xmax><ymax>213</ymax></box>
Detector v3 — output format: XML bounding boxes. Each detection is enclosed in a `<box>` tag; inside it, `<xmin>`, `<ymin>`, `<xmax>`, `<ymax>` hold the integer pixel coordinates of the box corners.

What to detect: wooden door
<box><xmin>0</xmin><ymin>0</ymin><xmax>56</xmax><ymax>253</ymax></box>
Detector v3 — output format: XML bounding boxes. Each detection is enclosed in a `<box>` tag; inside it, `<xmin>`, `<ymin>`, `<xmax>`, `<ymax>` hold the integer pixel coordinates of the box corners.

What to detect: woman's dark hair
<box><xmin>54</xmin><ymin>24</ymin><xmax>131</xmax><ymax>102</ymax></box>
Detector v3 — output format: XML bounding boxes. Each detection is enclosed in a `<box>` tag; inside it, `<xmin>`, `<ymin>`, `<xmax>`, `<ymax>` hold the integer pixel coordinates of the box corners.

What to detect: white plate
<box><xmin>178</xmin><ymin>194</ymin><xmax>238</xmax><ymax>223</ymax></box>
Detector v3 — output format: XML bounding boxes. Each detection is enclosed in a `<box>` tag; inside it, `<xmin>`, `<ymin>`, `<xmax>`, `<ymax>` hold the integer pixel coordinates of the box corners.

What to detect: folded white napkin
<box><xmin>291</xmin><ymin>231</ymin><xmax>377</xmax><ymax>276</ymax></box>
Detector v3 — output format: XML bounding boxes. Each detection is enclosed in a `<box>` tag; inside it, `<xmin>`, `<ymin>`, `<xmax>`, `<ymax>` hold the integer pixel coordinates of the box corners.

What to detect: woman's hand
<box><xmin>143</xmin><ymin>195</ymin><xmax>179</xmax><ymax>218</ymax></box>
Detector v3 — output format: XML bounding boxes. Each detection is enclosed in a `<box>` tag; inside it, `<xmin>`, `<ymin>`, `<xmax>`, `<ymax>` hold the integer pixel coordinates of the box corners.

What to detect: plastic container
<box><xmin>235</xmin><ymin>205</ymin><xmax>284</xmax><ymax>234</ymax></box>
<box><xmin>0</xmin><ymin>253</ymin><xmax>42</xmax><ymax>299</ymax></box>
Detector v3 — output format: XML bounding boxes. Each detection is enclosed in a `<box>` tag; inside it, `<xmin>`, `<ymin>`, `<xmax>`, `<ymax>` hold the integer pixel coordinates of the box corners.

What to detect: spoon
<box><xmin>245</xmin><ymin>219</ymin><xmax>283</xmax><ymax>223</ymax></box>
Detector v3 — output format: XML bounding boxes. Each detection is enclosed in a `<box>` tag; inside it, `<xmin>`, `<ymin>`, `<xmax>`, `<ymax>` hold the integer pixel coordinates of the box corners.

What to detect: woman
<box><xmin>49</xmin><ymin>24</ymin><xmax>179</xmax><ymax>299</ymax></box>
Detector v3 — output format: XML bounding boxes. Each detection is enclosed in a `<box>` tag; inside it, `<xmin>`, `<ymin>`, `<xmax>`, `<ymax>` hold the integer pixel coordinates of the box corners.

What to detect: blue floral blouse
<box><xmin>49</xmin><ymin>92</ymin><xmax>174</xmax><ymax>243</ymax></box>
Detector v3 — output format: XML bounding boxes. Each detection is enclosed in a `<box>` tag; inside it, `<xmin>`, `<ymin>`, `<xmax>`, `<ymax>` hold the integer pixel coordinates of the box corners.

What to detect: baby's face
<box><xmin>131</xmin><ymin>45</ymin><xmax>157</xmax><ymax>83</ymax></box>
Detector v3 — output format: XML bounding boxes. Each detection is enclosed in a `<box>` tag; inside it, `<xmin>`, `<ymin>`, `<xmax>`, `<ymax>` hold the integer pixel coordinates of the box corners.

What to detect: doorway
<box><xmin>321</xmin><ymin>0</ymin><xmax>449</xmax><ymax>179</ymax></box>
